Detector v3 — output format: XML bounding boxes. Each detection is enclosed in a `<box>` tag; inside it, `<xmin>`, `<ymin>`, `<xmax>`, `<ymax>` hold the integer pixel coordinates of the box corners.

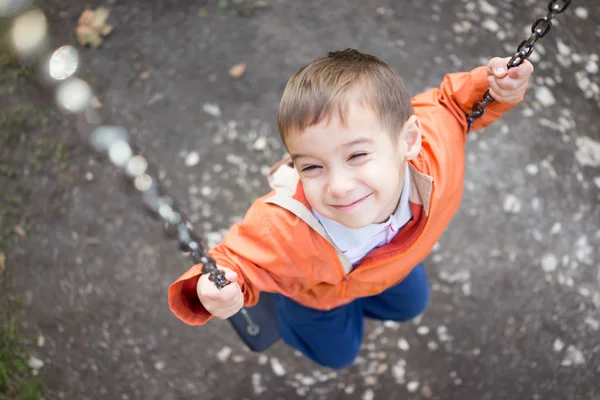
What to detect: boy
<box><xmin>169</xmin><ymin>49</ymin><xmax>533</xmax><ymax>369</ymax></box>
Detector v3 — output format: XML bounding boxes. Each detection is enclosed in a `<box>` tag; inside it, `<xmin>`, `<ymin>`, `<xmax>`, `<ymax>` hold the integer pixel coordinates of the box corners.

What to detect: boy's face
<box><xmin>287</xmin><ymin>102</ymin><xmax>419</xmax><ymax>229</ymax></box>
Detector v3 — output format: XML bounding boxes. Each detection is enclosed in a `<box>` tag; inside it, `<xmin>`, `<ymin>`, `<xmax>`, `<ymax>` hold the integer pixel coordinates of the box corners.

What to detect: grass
<box><xmin>0</xmin><ymin>284</ymin><xmax>46</xmax><ymax>400</ymax></box>
<box><xmin>0</xmin><ymin>30</ymin><xmax>48</xmax><ymax>399</ymax></box>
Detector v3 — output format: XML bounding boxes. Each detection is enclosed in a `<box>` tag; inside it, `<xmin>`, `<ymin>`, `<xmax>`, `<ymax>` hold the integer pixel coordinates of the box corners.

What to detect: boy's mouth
<box><xmin>331</xmin><ymin>193</ymin><xmax>372</xmax><ymax>211</ymax></box>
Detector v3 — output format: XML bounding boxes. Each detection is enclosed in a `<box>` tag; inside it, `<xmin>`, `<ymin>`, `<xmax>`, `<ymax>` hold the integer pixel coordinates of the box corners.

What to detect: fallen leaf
<box><xmin>90</xmin><ymin>95</ymin><xmax>102</xmax><ymax>109</ymax></box>
<box><xmin>76</xmin><ymin>7</ymin><xmax>114</xmax><ymax>48</ymax></box>
<box><xmin>0</xmin><ymin>252</ymin><xmax>5</xmax><ymax>275</ymax></box>
<box><xmin>14</xmin><ymin>225</ymin><xmax>26</xmax><ymax>237</ymax></box>
<box><xmin>76</xmin><ymin>25</ymin><xmax>102</xmax><ymax>48</ymax></box>
<box><xmin>229</xmin><ymin>63</ymin><xmax>246</xmax><ymax>79</ymax></box>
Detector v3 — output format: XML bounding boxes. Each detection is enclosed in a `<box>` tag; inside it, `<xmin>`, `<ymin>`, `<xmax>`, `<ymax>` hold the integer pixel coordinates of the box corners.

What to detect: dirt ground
<box><xmin>1</xmin><ymin>0</ymin><xmax>599</xmax><ymax>399</ymax></box>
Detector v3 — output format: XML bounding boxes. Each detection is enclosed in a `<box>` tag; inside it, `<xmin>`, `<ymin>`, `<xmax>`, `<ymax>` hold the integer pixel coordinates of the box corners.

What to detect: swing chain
<box><xmin>89</xmin><ymin>127</ymin><xmax>231</xmax><ymax>289</ymax></box>
<box><xmin>466</xmin><ymin>0</ymin><xmax>572</xmax><ymax>130</ymax></box>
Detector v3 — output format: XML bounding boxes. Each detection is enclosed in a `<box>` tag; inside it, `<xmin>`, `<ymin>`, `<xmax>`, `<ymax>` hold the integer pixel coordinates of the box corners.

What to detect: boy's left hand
<box><xmin>487</xmin><ymin>57</ymin><xmax>534</xmax><ymax>104</ymax></box>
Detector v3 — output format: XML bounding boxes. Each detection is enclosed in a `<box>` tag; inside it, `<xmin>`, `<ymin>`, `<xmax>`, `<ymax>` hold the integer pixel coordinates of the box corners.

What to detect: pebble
<box><xmin>28</xmin><ymin>356</ymin><xmax>44</xmax><ymax>369</ymax></box>
<box><xmin>185</xmin><ymin>151</ymin><xmax>200</xmax><ymax>167</ymax></box>
<box><xmin>270</xmin><ymin>357</ymin><xmax>286</xmax><ymax>376</ymax></box>
<box><xmin>216</xmin><ymin>346</ymin><xmax>231</xmax><ymax>362</ymax></box>
<box><xmin>417</xmin><ymin>326</ymin><xmax>430</xmax><ymax>335</ymax></box>
<box><xmin>541</xmin><ymin>254</ymin><xmax>558</xmax><ymax>272</ymax></box>
<box><xmin>398</xmin><ymin>338</ymin><xmax>410</xmax><ymax>351</ymax></box>
<box><xmin>553</xmin><ymin>338</ymin><xmax>565</xmax><ymax>352</ymax></box>
<box><xmin>407</xmin><ymin>381</ymin><xmax>420</xmax><ymax>392</ymax></box>
<box><xmin>203</xmin><ymin>103</ymin><xmax>222</xmax><ymax>117</ymax></box>
<box><xmin>584</xmin><ymin>317</ymin><xmax>599</xmax><ymax>331</ymax></box>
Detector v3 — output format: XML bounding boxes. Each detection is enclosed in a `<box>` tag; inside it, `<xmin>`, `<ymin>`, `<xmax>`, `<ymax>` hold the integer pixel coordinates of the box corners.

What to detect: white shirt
<box><xmin>313</xmin><ymin>164</ymin><xmax>412</xmax><ymax>266</ymax></box>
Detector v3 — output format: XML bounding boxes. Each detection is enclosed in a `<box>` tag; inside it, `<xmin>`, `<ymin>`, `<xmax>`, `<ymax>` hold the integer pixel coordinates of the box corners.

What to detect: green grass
<box><xmin>0</xmin><ymin>279</ymin><xmax>46</xmax><ymax>400</ymax></box>
<box><xmin>0</xmin><ymin>28</ymin><xmax>48</xmax><ymax>398</ymax></box>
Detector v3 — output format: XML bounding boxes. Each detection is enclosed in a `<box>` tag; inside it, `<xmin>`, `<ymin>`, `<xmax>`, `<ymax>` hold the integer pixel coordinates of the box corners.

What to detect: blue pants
<box><xmin>274</xmin><ymin>263</ymin><xmax>429</xmax><ymax>370</ymax></box>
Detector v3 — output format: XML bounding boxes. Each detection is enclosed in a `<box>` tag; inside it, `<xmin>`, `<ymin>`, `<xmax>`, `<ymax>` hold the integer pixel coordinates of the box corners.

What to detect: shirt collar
<box><xmin>313</xmin><ymin>163</ymin><xmax>412</xmax><ymax>250</ymax></box>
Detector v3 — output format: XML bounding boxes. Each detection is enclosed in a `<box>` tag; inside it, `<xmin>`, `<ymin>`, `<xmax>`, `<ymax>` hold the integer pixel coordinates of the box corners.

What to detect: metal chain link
<box><xmin>466</xmin><ymin>0</ymin><xmax>572</xmax><ymax>130</ymax></box>
<box><xmin>88</xmin><ymin>127</ymin><xmax>232</xmax><ymax>289</ymax></box>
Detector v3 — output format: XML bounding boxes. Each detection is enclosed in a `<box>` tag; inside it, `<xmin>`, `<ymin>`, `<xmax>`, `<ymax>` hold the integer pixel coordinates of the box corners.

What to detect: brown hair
<box><xmin>277</xmin><ymin>48</ymin><xmax>414</xmax><ymax>144</ymax></box>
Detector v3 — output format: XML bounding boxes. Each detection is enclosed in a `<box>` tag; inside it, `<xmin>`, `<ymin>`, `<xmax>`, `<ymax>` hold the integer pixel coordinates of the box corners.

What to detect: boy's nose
<box><xmin>327</xmin><ymin>172</ymin><xmax>355</xmax><ymax>198</ymax></box>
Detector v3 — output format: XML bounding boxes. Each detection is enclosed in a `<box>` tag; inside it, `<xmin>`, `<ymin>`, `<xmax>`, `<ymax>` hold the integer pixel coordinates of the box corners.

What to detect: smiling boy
<box><xmin>169</xmin><ymin>49</ymin><xmax>533</xmax><ymax>369</ymax></box>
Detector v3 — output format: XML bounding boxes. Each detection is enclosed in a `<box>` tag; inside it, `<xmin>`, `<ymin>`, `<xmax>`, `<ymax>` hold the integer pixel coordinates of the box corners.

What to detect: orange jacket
<box><xmin>169</xmin><ymin>66</ymin><xmax>522</xmax><ymax>325</ymax></box>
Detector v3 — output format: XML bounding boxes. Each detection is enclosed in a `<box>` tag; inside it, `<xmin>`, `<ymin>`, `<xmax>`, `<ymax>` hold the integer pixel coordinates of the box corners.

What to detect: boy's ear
<box><xmin>400</xmin><ymin>115</ymin><xmax>422</xmax><ymax>160</ymax></box>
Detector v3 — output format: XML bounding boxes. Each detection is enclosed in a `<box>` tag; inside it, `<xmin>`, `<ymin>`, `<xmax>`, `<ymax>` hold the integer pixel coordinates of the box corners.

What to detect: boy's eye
<box><xmin>301</xmin><ymin>165</ymin><xmax>321</xmax><ymax>172</ymax></box>
<box><xmin>349</xmin><ymin>152</ymin><xmax>368</xmax><ymax>160</ymax></box>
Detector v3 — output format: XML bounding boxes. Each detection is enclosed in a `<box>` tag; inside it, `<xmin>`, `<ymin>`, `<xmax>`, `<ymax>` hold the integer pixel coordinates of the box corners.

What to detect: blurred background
<box><xmin>0</xmin><ymin>0</ymin><xmax>598</xmax><ymax>399</ymax></box>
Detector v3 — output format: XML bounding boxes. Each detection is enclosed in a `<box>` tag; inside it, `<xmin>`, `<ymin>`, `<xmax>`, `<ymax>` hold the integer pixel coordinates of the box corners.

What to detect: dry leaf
<box><xmin>14</xmin><ymin>225</ymin><xmax>26</xmax><ymax>237</ymax></box>
<box><xmin>76</xmin><ymin>7</ymin><xmax>113</xmax><ymax>48</ymax></box>
<box><xmin>229</xmin><ymin>63</ymin><xmax>246</xmax><ymax>79</ymax></box>
<box><xmin>90</xmin><ymin>95</ymin><xmax>102</xmax><ymax>109</ymax></box>
<box><xmin>0</xmin><ymin>252</ymin><xmax>5</xmax><ymax>275</ymax></box>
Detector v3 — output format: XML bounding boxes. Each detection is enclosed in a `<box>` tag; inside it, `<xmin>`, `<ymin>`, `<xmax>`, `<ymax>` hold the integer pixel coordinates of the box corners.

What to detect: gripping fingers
<box><xmin>197</xmin><ymin>266</ymin><xmax>243</xmax><ymax>319</ymax></box>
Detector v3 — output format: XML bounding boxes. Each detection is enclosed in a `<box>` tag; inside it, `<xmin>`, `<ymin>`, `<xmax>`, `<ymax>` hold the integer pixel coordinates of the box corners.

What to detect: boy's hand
<box><xmin>487</xmin><ymin>57</ymin><xmax>534</xmax><ymax>104</ymax></box>
<box><xmin>197</xmin><ymin>266</ymin><xmax>243</xmax><ymax>319</ymax></box>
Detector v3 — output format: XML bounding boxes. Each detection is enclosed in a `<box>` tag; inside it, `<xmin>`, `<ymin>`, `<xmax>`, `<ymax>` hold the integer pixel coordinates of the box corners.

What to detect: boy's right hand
<box><xmin>197</xmin><ymin>266</ymin><xmax>243</xmax><ymax>319</ymax></box>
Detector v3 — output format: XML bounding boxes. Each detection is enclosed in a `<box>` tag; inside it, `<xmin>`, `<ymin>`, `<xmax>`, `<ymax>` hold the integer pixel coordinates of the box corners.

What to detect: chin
<box><xmin>336</xmin><ymin>218</ymin><xmax>372</xmax><ymax>230</ymax></box>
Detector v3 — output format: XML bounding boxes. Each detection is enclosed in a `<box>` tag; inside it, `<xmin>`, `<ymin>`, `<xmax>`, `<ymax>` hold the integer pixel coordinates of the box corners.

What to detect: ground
<box><xmin>0</xmin><ymin>0</ymin><xmax>599</xmax><ymax>399</ymax></box>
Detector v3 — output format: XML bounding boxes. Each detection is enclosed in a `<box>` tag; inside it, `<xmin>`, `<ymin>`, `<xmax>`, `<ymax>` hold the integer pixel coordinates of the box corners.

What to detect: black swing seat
<box><xmin>228</xmin><ymin>292</ymin><xmax>281</xmax><ymax>352</ymax></box>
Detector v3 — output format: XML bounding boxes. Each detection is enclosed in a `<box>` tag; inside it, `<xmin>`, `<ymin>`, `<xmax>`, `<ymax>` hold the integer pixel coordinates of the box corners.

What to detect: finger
<box><xmin>507</xmin><ymin>60</ymin><xmax>534</xmax><ymax>79</ymax></box>
<box><xmin>489</xmin><ymin>69</ymin><xmax>530</xmax><ymax>92</ymax></box>
<box><xmin>487</xmin><ymin>87</ymin><xmax>521</xmax><ymax>104</ymax></box>
<box><xmin>487</xmin><ymin>57</ymin><xmax>511</xmax><ymax>78</ymax></box>
<box><xmin>223</xmin><ymin>268</ymin><xmax>238</xmax><ymax>282</ymax></box>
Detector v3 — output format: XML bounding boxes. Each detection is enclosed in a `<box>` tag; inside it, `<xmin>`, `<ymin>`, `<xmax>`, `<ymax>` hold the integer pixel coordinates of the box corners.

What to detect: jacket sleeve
<box><xmin>412</xmin><ymin>66</ymin><xmax>525</xmax><ymax>135</ymax></box>
<box><xmin>168</xmin><ymin>198</ymin><xmax>310</xmax><ymax>326</ymax></box>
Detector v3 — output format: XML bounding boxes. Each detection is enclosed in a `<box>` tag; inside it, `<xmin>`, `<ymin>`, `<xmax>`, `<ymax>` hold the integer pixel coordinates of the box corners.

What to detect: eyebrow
<box><xmin>291</xmin><ymin>137</ymin><xmax>375</xmax><ymax>162</ymax></box>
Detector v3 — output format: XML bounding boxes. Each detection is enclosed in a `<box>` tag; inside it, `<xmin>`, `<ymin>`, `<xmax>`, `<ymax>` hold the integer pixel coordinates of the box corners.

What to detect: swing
<box><xmin>4</xmin><ymin>0</ymin><xmax>573</xmax><ymax>353</ymax></box>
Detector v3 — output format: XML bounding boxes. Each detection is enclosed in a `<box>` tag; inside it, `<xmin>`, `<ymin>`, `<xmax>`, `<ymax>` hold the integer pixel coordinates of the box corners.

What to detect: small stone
<box><xmin>203</xmin><ymin>103</ymin><xmax>222</xmax><ymax>117</ymax></box>
<box><xmin>37</xmin><ymin>335</ymin><xmax>45</xmax><ymax>347</ymax></box>
<box><xmin>344</xmin><ymin>385</ymin><xmax>355</xmax><ymax>394</ymax></box>
<box><xmin>541</xmin><ymin>254</ymin><xmax>558</xmax><ymax>272</ymax></box>
<box><xmin>561</xmin><ymin>345</ymin><xmax>585</xmax><ymax>366</ymax></box>
<box><xmin>574</xmin><ymin>6</ymin><xmax>588</xmax><ymax>19</ymax></box>
<box><xmin>525</xmin><ymin>164</ymin><xmax>539</xmax><ymax>175</ymax></box>
<box><xmin>550</xmin><ymin>222</ymin><xmax>562</xmax><ymax>234</ymax></box>
<box><xmin>481</xmin><ymin>19</ymin><xmax>499</xmax><ymax>32</ymax></box>
<box><xmin>397</xmin><ymin>338</ymin><xmax>410</xmax><ymax>351</ymax></box>
<box><xmin>185</xmin><ymin>151</ymin><xmax>200</xmax><ymax>167</ymax></box>
<box><xmin>363</xmin><ymin>389</ymin><xmax>374</xmax><ymax>400</ymax></box>
<box><xmin>407</xmin><ymin>381</ymin><xmax>420</xmax><ymax>393</ymax></box>
<box><xmin>28</xmin><ymin>356</ymin><xmax>44</xmax><ymax>369</ymax></box>
<box><xmin>376</xmin><ymin>363</ymin><xmax>388</xmax><ymax>374</ymax></box>
<box><xmin>584</xmin><ymin>317</ymin><xmax>599</xmax><ymax>331</ymax></box>
<box><xmin>535</xmin><ymin>86</ymin><xmax>556</xmax><ymax>107</ymax></box>
<box><xmin>364</xmin><ymin>375</ymin><xmax>377</xmax><ymax>386</ymax></box>
<box><xmin>417</xmin><ymin>326</ymin><xmax>430</xmax><ymax>335</ymax></box>
<box><xmin>232</xmin><ymin>355</ymin><xmax>246</xmax><ymax>363</ymax></box>
<box><xmin>503</xmin><ymin>194</ymin><xmax>521</xmax><ymax>213</ymax></box>
<box><xmin>553</xmin><ymin>338</ymin><xmax>565</xmax><ymax>352</ymax></box>
<box><xmin>85</xmin><ymin>172</ymin><xmax>94</xmax><ymax>181</ymax></box>
<box><xmin>228</xmin><ymin>63</ymin><xmax>246</xmax><ymax>79</ymax></box>
<box><xmin>216</xmin><ymin>346</ymin><xmax>232</xmax><ymax>362</ymax></box>
<box><xmin>421</xmin><ymin>385</ymin><xmax>433</xmax><ymax>398</ymax></box>
<box><xmin>270</xmin><ymin>357</ymin><xmax>286</xmax><ymax>376</ymax></box>
<box><xmin>427</xmin><ymin>341</ymin><xmax>439</xmax><ymax>350</ymax></box>
<box><xmin>154</xmin><ymin>361</ymin><xmax>165</xmax><ymax>371</ymax></box>
<box><xmin>593</xmin><ymin>292</ymin><xmax>600</xmax><ymax>308</ymax></box>
<box><xmin>253</xmin><ymin>136</ymin><xmax>267</xmax><ymax>151</ymax></box>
